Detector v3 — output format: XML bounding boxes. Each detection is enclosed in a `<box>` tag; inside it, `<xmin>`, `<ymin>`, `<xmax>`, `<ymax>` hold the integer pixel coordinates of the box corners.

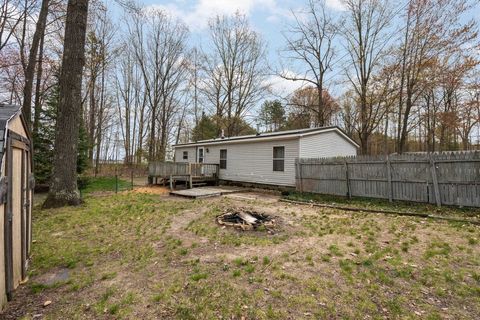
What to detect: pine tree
<box><xmin>34</xmin><ymin>79</ymin><xmax>90</xmax><ymax>187</ymax></box>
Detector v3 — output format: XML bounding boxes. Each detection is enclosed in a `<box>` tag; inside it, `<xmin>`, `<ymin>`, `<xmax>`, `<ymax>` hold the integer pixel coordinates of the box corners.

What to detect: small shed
<box><xmin>0</xmin><ymin>104</ymin><xmax>33</xmax><ymax>309</ymax></box>
<box><xmin>173</xmin><ymin>126</ymin><xmax>359</xmax><ymax>187</ymax></box>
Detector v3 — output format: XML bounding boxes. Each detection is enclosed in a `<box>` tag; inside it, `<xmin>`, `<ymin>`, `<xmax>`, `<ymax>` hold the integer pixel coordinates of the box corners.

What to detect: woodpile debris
<box><xmin>216</xmin><ymin>209</ymin><xmax>276</xmax><ymax>231</ymax></box>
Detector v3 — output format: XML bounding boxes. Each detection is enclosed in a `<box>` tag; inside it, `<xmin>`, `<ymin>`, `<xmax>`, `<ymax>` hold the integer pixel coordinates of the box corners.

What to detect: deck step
<box><xmin>192</xmin><ymin>183</ymin><xmax>207</xmax><ymax>187</ymax></box>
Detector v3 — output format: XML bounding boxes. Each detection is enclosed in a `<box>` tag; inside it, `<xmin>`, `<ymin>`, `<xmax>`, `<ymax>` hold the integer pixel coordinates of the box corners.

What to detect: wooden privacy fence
<box><xmin>295</xmin><ymin>151</ymin><xmax>480</xmax><ymax>207</ymax></box>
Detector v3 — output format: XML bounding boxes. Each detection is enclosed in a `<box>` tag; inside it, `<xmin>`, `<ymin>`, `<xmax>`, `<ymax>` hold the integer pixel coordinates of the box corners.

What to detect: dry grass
<box><xmin>3</xmin><ymin>189</ymin><xmax>480</xmax><ymax>319</ymax></box>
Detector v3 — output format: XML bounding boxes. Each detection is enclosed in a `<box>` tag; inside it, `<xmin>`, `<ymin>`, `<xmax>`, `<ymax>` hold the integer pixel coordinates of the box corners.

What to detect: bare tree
<box><xmin>84</xmin><ymin>3</ymin><xmax>116</xmax><ymax>165</ymax></box>
<box><xmin>395</xmin><ymin>0</ymin><xmax>478</xmax><ymax>153</ymax></box>
<box><xmin>280</xmin><ymin>0</ymin><xmax>338</xmax><ymax>126</ymax></box>
<box><xmin>0</xmin><ymin>0</ymin><xmax>27</xmax><ymax>52</ymax></box>
<box><xmin>203</xmin><ymin>13</ymin><xmax>268</xmax><ymax>137</ymax></box>
<box><xmin>22</xmin><ymin>0</ymin><xmax>50</xmax><ymax>125</ymax></box>
<box><xmin>43</xmin><ymin>0</ymin><xmax>89</xmax><ymax>208</ymax></box>
<box><xmin>342</xmin><ymin>0</ymin><xmax>392</xmax><ymax>154</ymax></box>
<box><xmin>128</xmin><ymin>8</ymin><xmax>189</xmax><ymax>161</ymax></box>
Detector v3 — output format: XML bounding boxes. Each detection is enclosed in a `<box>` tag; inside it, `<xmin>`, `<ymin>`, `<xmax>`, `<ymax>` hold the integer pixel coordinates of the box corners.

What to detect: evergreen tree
<box><xmin>34</xmin><ymin>80</ymin><xmax>90</xmax><ymax>186</ymax></box>
<box><xmin>33</xmin><ymin>83</ymin><xmax>57</xmax><ymax>185</ymax></box>
<box><xmin>191</xmin><ymin>113</ymin><xmax>257</xmax><ymax>141</ymax></box>
<box><xmin>259</xmin><ymin>100</ymin><xmax>286</xmax><ymax>132</ymax></box>
<box><xmin>191</xmin><ymin>113</ymin><xmax>218</xmax><ymax>141</ymax></box>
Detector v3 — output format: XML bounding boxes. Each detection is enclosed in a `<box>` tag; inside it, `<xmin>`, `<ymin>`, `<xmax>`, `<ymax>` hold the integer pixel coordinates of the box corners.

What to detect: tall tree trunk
<box><xmin>22</xmin><ymin>0</ymin><xmax>49</xmax><ymax>127</ymax></box>
<box><xmin>43</xmin><ymin>0</ymin><xmax>89</xmax><ymax>208</ymax></box>
<box><xmin>398</xmin><ymin>91</ymin><xmax>413</xmax><ymax>153</ymax></box>
<box><xmin>148</xmin><ymin>106</ymin><xmax>156</xmax><ymax>161</ymax></box>
<box><xmin>88</xmin><ymin>75</ymin><xmax>96</xmax><ymax>163</ymax></box>
<box><xmin>33</xmin><ymin>31</ymin><xmax>45</xmax><ymax>136</ymax></box>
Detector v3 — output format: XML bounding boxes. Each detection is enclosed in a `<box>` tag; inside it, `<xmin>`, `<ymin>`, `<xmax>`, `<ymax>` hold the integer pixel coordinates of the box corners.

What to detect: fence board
<box><xmin>296</xmin><ymin>151</ymin><xmax>480</xmax><ymax>207</ymax></box>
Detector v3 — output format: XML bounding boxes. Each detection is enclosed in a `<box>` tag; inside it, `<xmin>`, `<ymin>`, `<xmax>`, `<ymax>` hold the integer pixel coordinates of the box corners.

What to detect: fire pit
<box><xmin>216</xmin><ymin>209</ymin><xmax>276</xmax><ymax>231</ymax></box>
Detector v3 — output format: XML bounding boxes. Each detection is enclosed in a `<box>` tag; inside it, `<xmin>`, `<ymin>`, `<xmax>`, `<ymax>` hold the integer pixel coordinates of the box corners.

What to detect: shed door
<box><xmin>4</xmin><ymin>136</ymin><xmax>30</xmax><ymax>299</ymax></box>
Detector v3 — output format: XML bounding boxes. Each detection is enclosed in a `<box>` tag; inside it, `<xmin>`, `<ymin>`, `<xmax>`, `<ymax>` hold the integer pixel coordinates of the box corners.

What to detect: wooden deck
<box><xmin>148</xmin><ymin>162</ymin><xmax>219</xmax><ymax>189</ymax></box>
<box><xmin>170</xmin><ymin>186</ymin><xmax>243</xmax><ymax>199</ymax></box>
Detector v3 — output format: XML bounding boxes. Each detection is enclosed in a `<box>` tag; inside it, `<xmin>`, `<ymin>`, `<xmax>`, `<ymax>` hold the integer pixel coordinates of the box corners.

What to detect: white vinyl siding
<box><xmin>299</xmin><ymin>131</ymin><xmax>357</xmax><ymax>158</ymax></box>
<box><xmin>203</xmin><ymin>139</ymin><xmax>298</xmax><ymax>186</ymax></box>
<box><xmin>173</xmin><ymin>129</ymin><xmax>357</xmax><ymax>187</ymax></box>
<box><xmin>174</xmin><ymin>146</ymin><xmax>197</xmax><ymax>163</ymax></box>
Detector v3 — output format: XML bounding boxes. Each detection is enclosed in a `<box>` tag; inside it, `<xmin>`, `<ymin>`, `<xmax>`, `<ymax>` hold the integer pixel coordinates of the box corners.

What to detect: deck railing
<box><xmin>148</xmin><ymin>161</ymin><xmax>219</xmax><ymax>178</ymax></box>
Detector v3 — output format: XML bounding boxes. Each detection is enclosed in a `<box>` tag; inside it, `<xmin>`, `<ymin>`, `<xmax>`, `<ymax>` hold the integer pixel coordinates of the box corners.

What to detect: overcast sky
<box><xmin>124</xmin><ymin>0</ymin><xmax>351</xmax><ymax>96</ymax></box>
<box><xmin>108</xmin><ymin>0</ymin><xmax>479</xmax><ymax>102</ymax></box>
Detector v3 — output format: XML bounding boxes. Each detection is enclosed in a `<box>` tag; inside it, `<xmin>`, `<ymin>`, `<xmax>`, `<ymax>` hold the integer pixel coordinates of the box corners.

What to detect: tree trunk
<box><xmin>88</xmin><ymin>75</ymin><xmax>96</xmax><ymax>163</ymax></box>
<box><xmin>43</xmin><ymin>0</ymin><xmax>89</xmax><ymax>208</ymax></box>
<box><xmin>317</xmin><ymin>85</ymin><xmax>324</xmax><ymax>127</ymax></box>
<box><xmin>22</xmin><ymin>0</ymin><xmax>50</xmax><ymax>127</ymax></box>
<box><xmin>398</xmin><ymin>87</ymin><xmax>413</xmax><ymax>154</ymax></box>
<box><xmin>33</xmin><ymin>31</ymin><xmax>45</xmax><ymax>136</ymax></box>
<box><xmin>359</xmin><ymin>131</ymin><xmax>369</xmax><ymax>155</ymax></box>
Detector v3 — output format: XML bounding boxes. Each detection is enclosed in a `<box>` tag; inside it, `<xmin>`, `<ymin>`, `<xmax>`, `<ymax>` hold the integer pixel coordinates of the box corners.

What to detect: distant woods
<box><xmin>0</xmin><ymin>0</ymin><xmax>479</xmax><ymax>172</ymax></box>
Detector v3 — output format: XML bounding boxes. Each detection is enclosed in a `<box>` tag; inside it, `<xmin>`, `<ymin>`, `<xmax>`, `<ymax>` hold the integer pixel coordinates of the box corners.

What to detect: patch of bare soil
<box><xmin>165</xmin><ymin>209</ymin><xmax>209</xmax><ymax>247</ymax></box>
<box><xmin>130</xmin><ymin>185</ymin><xmax>170</xmax><ymax>195</ymax></box>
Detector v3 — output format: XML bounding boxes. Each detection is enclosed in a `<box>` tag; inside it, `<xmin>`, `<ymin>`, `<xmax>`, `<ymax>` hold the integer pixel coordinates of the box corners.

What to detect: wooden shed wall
<box><xmin>0</xmin><ymin>114</ymin><xmax>32</xmax><ymax>310</ymax></box>
<box><xmin>0</xmin><ymin>201</ymin><xmax>5</xmax><ymax>309</ymax></box>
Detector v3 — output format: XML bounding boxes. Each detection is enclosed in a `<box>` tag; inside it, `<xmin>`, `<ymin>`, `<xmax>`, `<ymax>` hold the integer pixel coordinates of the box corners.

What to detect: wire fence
<box><xmin>78</xmin><ymin>164</ymin><xmax>150</xmax><ymax>196</ymax></box>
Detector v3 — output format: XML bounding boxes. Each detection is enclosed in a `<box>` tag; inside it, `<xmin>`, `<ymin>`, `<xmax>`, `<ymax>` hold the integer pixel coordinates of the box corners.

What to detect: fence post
<box><xmin>344</xmin><ymin>159</ymin><xmax>351</xmax><ymax>199</ymax></box>
<box><xmin>386</xmin><ymin>155</ymin><xmax>393</xmax><ymax>202</ymax></box>
<box><xmin>114</xmin><ymin>166</ymin><xmax>118</xmax><ymax>193</ymax></box>
<box><xmin>429</xmin><ymin>154</ymin><xmax>441</xmax><ymax>208</ymax></box>
<box><xmin>296</xmin><ymin>159</ymin><xmax>303</xmax><ymax>193</ymax></box>
<box><xmin>130</xmin><ymin>169</ymin><xmax>134</xmax><ymax>190</ymax></box>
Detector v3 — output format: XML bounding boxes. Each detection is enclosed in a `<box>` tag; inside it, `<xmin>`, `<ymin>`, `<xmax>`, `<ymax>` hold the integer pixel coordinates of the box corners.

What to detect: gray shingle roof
<box><xmin>0</xmin><ymin>104</ymin><xmax>23</xmax><ymax>166</ymax></box>
<box><xmin>174</xmin><ymin>126</ymin><xmax>359</xmax><ymax>148</ymax></box>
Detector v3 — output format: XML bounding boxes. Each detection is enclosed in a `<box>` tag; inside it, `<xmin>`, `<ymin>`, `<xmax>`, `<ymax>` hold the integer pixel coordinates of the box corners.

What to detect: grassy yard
<box><xmin>79</xmin><ymin>176</ymin><xmax>132</xmax><ymax>194</ymax></box>
<box><xmin>3</xmin><ymin>189</ymin><xmax>480</xmax><ymax>319</ymax></box>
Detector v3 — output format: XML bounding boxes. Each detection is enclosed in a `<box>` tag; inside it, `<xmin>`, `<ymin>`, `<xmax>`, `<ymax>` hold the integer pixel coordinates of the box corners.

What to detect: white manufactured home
<box><xmin>173</xmin><ymin>127</ymin><xmax>359</xmax><ymax>187</ymax></box>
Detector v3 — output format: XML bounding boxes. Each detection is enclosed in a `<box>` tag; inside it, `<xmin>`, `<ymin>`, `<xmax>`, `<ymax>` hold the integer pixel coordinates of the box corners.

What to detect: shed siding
<box><xmin>8</xmin><ymin>115</ymin><xmax>27</xmax><ymax>138</ymax></box>
<box><xmin>0</xmin><ymin>202</ymin><xmax>5</xmax><ymax>308</ymax></box>
<box><xmin>299</xmin><ymin>131</ymin><xmax>357</xmax><ymax>158</ymax></box>
<box><xmin>0</xmin><ymin>156</ymin><xmax>5</xmax><ymax>307</ymax></box>
<box><xmin>0</xmin><ymin>107</ymin><xmax>33</xmax><ymax>311</ymax></box>
<box><xmin>12</xmin><ymin>148</ymin><xmax>22</xmax><ymax>288</ymax></box>
<box><xmin>201</xmin><ymin>138</ymin><xmax>299</xmax><ymax>186</ymax></box>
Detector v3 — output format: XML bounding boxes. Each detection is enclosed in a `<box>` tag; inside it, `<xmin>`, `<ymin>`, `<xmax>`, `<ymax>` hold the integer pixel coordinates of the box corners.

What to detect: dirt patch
<box><xmin>35</xmin><ymin>268</ymin><xmax>70</xmax><ymax>286</ymax></box>
<box><xmin>130</xmin><ymin>185</ymin><xmax>170</xmax><ymax>195</ymax></box>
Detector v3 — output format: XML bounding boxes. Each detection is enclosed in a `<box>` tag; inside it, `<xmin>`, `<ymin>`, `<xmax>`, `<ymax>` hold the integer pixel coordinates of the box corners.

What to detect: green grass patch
<box><xmin>79</xmin><ymin>176</ymin><xmax>131</xmax><ymax>194</ymax></box>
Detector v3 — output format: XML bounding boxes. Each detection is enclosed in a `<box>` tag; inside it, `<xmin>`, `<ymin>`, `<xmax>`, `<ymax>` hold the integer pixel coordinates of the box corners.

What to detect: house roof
<box><xmin>174</xmin><ymin>126</ymin><xmax>360</xmax><ymax>148</ymax></box>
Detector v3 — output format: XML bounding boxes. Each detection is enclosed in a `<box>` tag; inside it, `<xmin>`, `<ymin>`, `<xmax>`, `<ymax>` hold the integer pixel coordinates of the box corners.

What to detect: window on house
<box><xmin>273</xmin><ymin>146</ymin><xmax>285</xmax><ymax>172</ymax></box>
<box><xmin>220</xmin><ymin>149</ymin><xmax>227</xmax><ymax>169</ymax></box>
<box><xmin>182</xmin><ymin>151</ymin><xmax>188</xmax><ymax>160</ymax></box>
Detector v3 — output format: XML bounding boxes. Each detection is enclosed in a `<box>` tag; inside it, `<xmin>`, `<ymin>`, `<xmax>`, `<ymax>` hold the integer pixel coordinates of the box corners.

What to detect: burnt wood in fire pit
<box><xmin>216</xmin><ymin>209</ymin><xmax>275</xmax><ymax>231</ymax></box>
